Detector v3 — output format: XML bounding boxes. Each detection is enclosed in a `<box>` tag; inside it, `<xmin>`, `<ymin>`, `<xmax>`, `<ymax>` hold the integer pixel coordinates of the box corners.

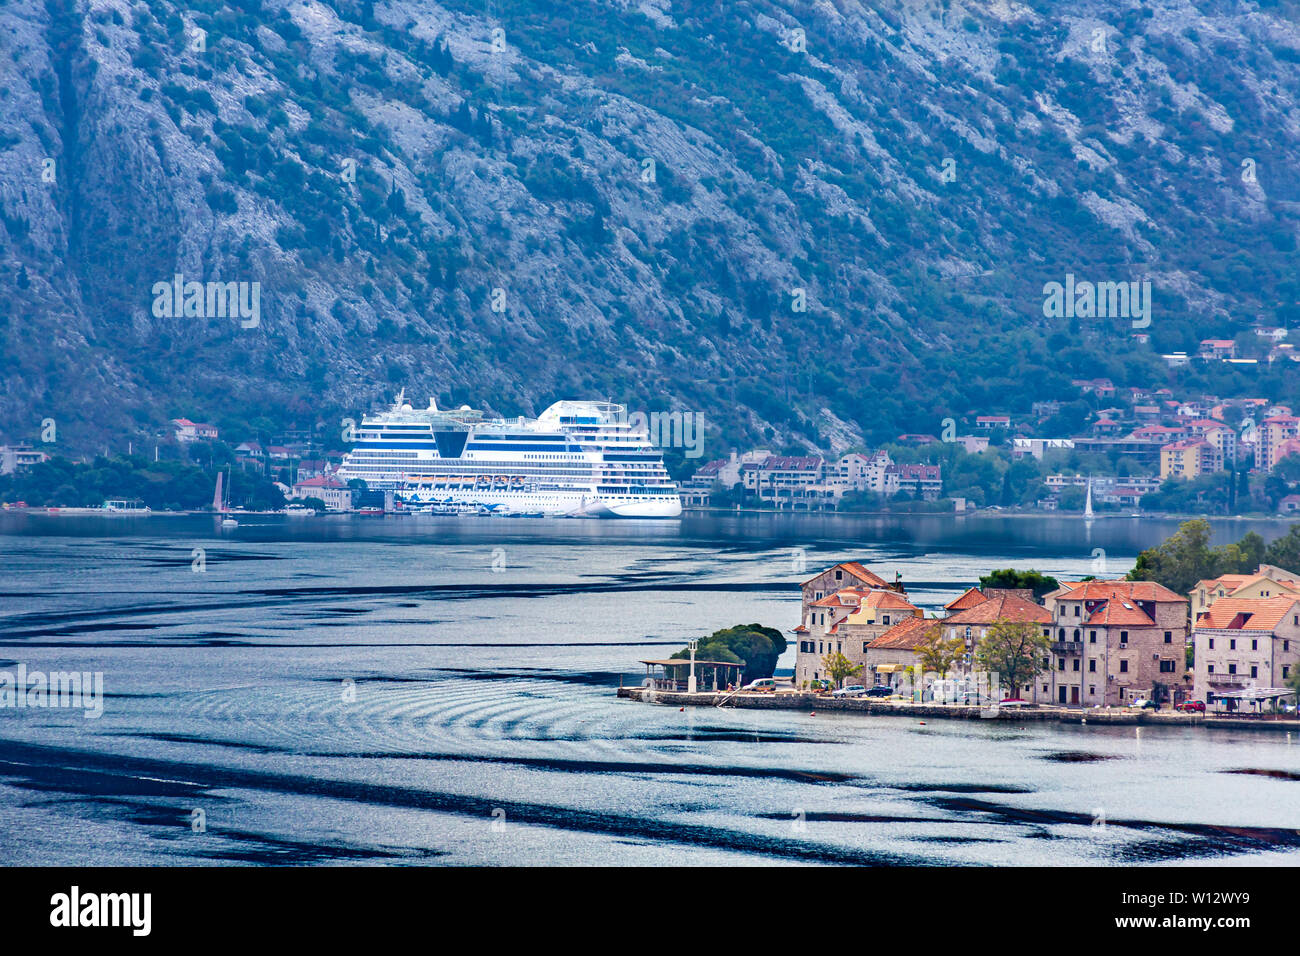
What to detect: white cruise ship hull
<box><xmin>338</xmin><ymin>395</ymin><xmax>685</xmax><ymax>519</ymax></box>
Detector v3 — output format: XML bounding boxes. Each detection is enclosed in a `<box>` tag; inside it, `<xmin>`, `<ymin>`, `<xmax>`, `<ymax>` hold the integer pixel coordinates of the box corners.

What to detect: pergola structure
<box><xmin>1207</xmin><ymin>686</ymin><xmax>1297</xmax><ymax>714</ymax></box>
<box><xmin>639</xmin><ymin>659</ymin><xmax>744</xmax><ymax>693</ymax></box>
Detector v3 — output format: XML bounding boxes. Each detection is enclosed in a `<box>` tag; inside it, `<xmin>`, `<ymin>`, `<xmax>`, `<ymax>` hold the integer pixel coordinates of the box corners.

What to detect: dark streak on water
<box><xmin>0</xmin><ymin>740</ymin><xmax>917</xmax><ymax>866</ymax></box>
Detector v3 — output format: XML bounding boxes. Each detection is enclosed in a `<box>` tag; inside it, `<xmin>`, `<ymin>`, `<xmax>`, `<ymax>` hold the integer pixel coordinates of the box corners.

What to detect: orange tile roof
<box><xmin>1195</xmin><ymin>596</ymin><xmax>1300</xmax><ymax>631</ymax></box>
<box><xmin>1085</xmin><ymin>600</ymin><xmax>1154</xmax><ymax>627</ymax></box>
<box><xmin>1052</xmin><ymin>580</ymin><xmax>1186</xmax><ymax>604</ymax></box>
<box><xmin>801</xmin><ymin>562</ymin><xmax>889</xmax><ymax>589</ymax></box>
<box><xmin>868</xmin><ymin>616</ymin><xmax>939</xmax><ymax>650</ymax></box>
<box><xmin>944</xmin><ymin>592</ymin><xmax>1051</xmax><ymax>625</ymax></box>
<box><xmin>944</xmin><ymin>587</ymin><xmax>987</xmax><ymax>611</ymax></box>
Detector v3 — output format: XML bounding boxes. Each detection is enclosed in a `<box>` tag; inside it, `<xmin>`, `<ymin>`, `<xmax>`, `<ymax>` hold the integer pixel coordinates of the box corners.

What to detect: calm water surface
<box><xmin>1</xmin><ymin>512</ymin><xmax>1297</xmax><ymax>866</ymax></box>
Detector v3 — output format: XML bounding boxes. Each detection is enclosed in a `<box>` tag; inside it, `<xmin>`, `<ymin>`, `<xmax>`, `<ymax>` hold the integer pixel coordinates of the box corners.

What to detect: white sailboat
<box><xmin>216</xmin><ymin>467</ymin><xmax>238</xmax><ymax>527</ymax></box>
<box><xmin>1083</xmin><ymin>476</ymin><xmax>1094</xmax><ymax>521</ymax></box>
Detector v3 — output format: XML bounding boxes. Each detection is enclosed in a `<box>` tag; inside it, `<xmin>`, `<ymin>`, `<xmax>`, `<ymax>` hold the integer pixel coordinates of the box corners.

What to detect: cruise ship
<box><xmin>336</xmin><ymin>392</ymin><xmax>683</xmax><ymax>518</ymax></box>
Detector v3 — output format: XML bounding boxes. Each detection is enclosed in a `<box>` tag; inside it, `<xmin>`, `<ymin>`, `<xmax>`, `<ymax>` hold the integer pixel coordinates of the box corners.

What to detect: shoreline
<box><xmin>615</xmin><ymin>687</ymin><xmax>1300</xmax><ymax>732</ymax></box>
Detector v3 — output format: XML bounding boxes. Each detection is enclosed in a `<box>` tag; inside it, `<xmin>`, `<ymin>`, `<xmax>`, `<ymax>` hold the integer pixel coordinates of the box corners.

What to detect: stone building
<box><xmin>1191</xmin><ymin>595</ymin><xmax>1300</xmax><ymax>708</ymax></box>
<box><xmin>941</xmin><ymin>592</ymin><xmax>1052</xmax><ymax>697</ymax></box>
<box><xmin>1037</xmin><ymin>581</ymin><xmax>1189</xmax><ymax>707</ymax></box>
<box><xmin>793</xmin><ymin>563</ymin><xmax>915</xmax><ymax>686</ymax></box>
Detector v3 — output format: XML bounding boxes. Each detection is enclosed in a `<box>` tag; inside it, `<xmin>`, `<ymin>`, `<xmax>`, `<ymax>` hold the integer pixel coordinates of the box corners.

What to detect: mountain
<box><xmin>4</xmin><ymin>0</ymin><xmax>1300</xmax><ymax>458</ymax></box>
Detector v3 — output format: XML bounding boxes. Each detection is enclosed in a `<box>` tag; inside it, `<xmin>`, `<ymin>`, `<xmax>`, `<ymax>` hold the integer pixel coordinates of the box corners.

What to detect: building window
<box><xmin>1228</xmin><ymin>664</ymin><xmax>1237</xmax><ymax>675</ymax></box>
<box><xmin>1089</xmin><ymin>659</ymin><xmax>1096</xmax><ymax>672</ymax></box>
<box><xmin>1285</xmin><ymin>665</ymin><xmax>1291</xmax><ymax>679</ymax></box>
<box><xmin>1089</xmin><ymin>686</ymin><xmax>1095</xmax><ymax>695</ymax></box>
<box><xmin>1250</xmin><ymin>665</ymin><xmax>1258</xmax><ymax>678</ymax></box>
<box><xmin>835</xmin><ymin>570</ymin><xmax>842</xmax><ymax>581</ymax></box>
<box><xmin>863</xmin><ymin>642</ymin><xmax>869</xmax><ymax>654</ymax></box>
<box><xmin>1120</xmin><ymin>631</ymin><xmax>1128</xmax><ymax>643</ymax></box>
<box><xmin>1159</xmin><ymin>660</ymin><xmax>1176</xmax><ymax>673</ymax></box>
<box><xmin>1208</xmin><ymin>664</ymin><xmax>1215</xmax><ymax>674</ymax></box>
<box><xmin>1251</xmin><ymin>639</ymin><xmax>1258</xmax><ymax>651</ymax></box>
<box><xmin>883</xmin><ymin>615</ymin><xmax>891</xmax><ymax>625</ymax></box>
<box><xmin>1073</xmin><ymin>629</ymin><xmax>1081</xmax><ymax>641</ymax></box>
<box><xmin>1073</xmin><ymin>605</ymin><xmax>1080</xmax><ymax>617</ymax></box>
<box><xmin>1229</xmin><ymin>639</ymin><xmax>1236</xmax><ymax>650</ymax></box>
<box><xmin>1209</xmin><ymin>638</ymin><xmax>1215</xmax><ymax>650</ymax></box>
<box><xmin>1089</xmin><ymin>630</ymin><xmax>1097</xmax><ymax>643</ymax></box>
<box><xmin>1058</xmin><ymin>628</ymin><xmax>1066</xmax><ymax>639</ymax></box>
<box><xmin>1072</xmin><ymin>659</ymin><xmax>1080</xmax><ymax>671</ymax></box>
<box><xmin>1058</xmin><ymin>658</ymin><xmax>1066</xmax><ymax>670</ymax></box>
<box><xmin>1120</xmin><ymin>660</ymin><xmax>1129</xmax><ymax>673</ymax></box>
<box><xmin>1164</xmin><ymin>631</ymin><xmax>1172</xmax><ymax>644</ymax></box>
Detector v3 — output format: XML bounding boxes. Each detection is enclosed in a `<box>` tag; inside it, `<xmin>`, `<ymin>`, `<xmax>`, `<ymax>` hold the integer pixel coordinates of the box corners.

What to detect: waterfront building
<box><xmin>290</xmin><ymin>476</ymin><xmax>352</xmax><ymax>511</ymax></box>
<box><xmin>800</xmin><ymin>562</ymin><xmax>897</xmax><ymax>618</ymax></box>
<box><xmin>794</xmin><ymin>586</ymin><xmax>922</xmax><ymax>686</ymax></box>
<box><xmin>742</xmin><ymin>455</ymin><xmax>826</xmax><ymax>508</ymax></box>
<box><xmin>1191</xmin><ymin>595</ymin><xmax>1300</xmax><ymax>708</ymax></box>
<box><xmin>942</xmin><ymin>592</ymin><xmax>1053</xmax><ymax>697</ymax></box>
<box><xmin>862</xmin><ymin>616</ymin><xmax>938</xmax><ymax>688</ymax></box>
<box><xmin>1038</xmin><ymin>581</ymin><xmax>1189</xmax><ymax>707</ymax></box>
<box><xmin>887</xmin><ymin>463</ymin><xmax>942</xmax><ymax>500</ymax></box>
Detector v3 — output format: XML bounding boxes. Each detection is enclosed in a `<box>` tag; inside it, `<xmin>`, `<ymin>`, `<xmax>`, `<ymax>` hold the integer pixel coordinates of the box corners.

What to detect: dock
<box><xmin>615</xmin><ymin>687</ymin><xmax>1300</xmax><ymax>732</ymax></box>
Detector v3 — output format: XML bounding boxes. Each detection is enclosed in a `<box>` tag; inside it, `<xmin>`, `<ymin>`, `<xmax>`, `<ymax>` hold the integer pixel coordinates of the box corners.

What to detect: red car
<box><xmin>1177</xmin><ymin>699</ymin><xmax>1206</xmax><ymax>713</ymax></box>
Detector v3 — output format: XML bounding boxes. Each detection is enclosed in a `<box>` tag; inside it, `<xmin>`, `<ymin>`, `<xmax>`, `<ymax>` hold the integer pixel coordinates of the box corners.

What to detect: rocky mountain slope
<box><xmin>3</xmin><ymin>0</ymin><xmax>1300</xmax><ymax>456</ymax></box>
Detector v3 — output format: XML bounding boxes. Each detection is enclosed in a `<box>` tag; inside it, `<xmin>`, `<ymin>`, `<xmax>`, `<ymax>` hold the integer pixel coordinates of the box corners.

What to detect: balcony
<box><xmin>1207</xmin><ymin>673</ymin><xmax>1249</xmax><ymax>686</ymax></box>
<box><xmin>1051</xmin><ymin>641</ymin><xmax>1083</xmax><ymax>655</ymax></box>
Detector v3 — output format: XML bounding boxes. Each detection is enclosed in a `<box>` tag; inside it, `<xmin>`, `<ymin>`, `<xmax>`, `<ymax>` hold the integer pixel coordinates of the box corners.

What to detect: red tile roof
<box><xmin>944</xmin><ymin>592</ymin><xmax>1051</xmax><ymax>625</ymax></box>
<box><xmin>802</xmin><ymin>562</ymin><xmax>890</xmax><ymax>590</ymax></box>
<box><xmin>1054</xmin><ymin>580</ymin><xmax>1187</xmax><ymax>604</ymax></box>
<box><xmin>869</xmin><ymin>616</ymin><xmax>940</xmax><ymax>650</ymax></box>
<box><xmin>1195</xmin><ymin>596</ymin><xmax>1300</xmax><ymax>631</ymax></box>
<box><xmin>944</xmin><ymin>587</ymin><xmax>987</xmax><ymax>611</ymax></box>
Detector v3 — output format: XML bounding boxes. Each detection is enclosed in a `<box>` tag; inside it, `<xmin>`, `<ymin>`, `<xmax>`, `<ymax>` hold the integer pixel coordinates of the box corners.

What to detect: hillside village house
<box><xmin>0</xmin><ymin>444</ymin><xmax>49</xmax><ymax>475</ymax></box>
<box><xmin>1159</xmin><ymin>437</ymin><xmax>1217</xmax><ymax>480</ymax></box>
<box><xmin>1191</xmin><ymin>595</ymin><xmax>1300</xmax><ymax>710</ymax></box>
<box><xmin>1257</xmin><ymin>415</ymin><xmax>1300</xmax><ymax>472</ymax></box>
<box><xmin>171</xmin><ymin>418</ymin><xmax>219</xmax><ymax>443</ymax></box>
<box><xmin>1037</xmin><ymin>581</ymin><xmax>1189</xmax><ymax>707</ymax></box>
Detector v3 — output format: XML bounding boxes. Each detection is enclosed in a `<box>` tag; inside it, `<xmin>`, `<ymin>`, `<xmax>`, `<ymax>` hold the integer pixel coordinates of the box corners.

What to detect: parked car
<box><xmin>832</xmin><ymin>684</ymin><xmax>868</xmax><ymax>698</ymax></box>
<box><xmin>741</xmin><ymin>678</ymin><xmax>776</xmax><ymax>693</ymax></box>
<box><xmin>997</xmin><ymin>698</ymin><xmax>1029</xmax><ymax>707</ymax></box>
<box><xmin>866</xmin><ymin>685</ymin><xmax>895</xmax><ymax>698</ymax></box>
<box><xmin>1176</xmin><ymin>699</ymin><xmax>1206</xmax><ymax>713</ymax></box>
<box><xmin>1132</xmin><ymin>698</ymin><xmax>1159</xmax><ymax>710</ymax></box>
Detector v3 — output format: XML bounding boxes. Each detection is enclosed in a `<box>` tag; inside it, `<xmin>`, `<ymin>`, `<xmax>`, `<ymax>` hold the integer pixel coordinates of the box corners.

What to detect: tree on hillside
<box><xmin>1264</xmin><ymin>526</ymin><xmax>1300</xmax><ymax>576</ymax></box>
<box><xmin>975</xmin><ymin>620</ymin><xmax>1050</xmax><ymax>699</ymax></box>
<box><xmin>915</xmin><ymin>628</ymin><xmax>966</xmax><ymax>678</ymax></box>
<box><xmin>1127</xmin><ymin>519</ymin><xmax>1262</xmax><ymax>595</ymax></box>
<box><xmin>820</xmin><ymin>651</ymin><xmax>863</xmax><ymax>689</ymax></box>
<box><xmin>978</xmin><ymin>568</ymin><xmax>1060</xmax><ymax>598</ymax></box>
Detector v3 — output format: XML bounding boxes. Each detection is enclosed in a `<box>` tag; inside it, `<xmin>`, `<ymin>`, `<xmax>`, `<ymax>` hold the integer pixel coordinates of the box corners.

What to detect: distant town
<box><xmin>680</xmin><ymin>370</ymin><xmax>1300</xmax><ymax>516</ymax></box>
<box><xmin>4</xmin><ymin>356</ymin><xmax>1300</xmax><ymax>517</ymax></box>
